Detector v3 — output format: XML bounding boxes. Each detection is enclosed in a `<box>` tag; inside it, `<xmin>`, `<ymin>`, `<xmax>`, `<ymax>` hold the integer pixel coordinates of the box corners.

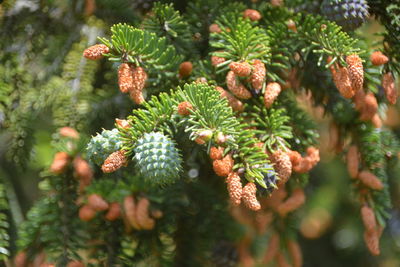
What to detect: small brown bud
<box><xmin>359</xmin><ymin>92</ymin><xmax>378</xmax><ymax>121</ymax></box>
<box><xmin>50</xmin><ymin>152</ymin><xmax>70</xmax><ymax>174</ymax></box>
<box><xmin>115</xmin><ymin>118</ymin><xmax>131</xmax><ymax>129</ymax></box>
<box><xmin>229</xmin><ymin>61</ymin><xmax>252</xmax><ymax>77</ymax></box>
<box><xmin>288</xmin><ymin>150</ymin><xmax>302</xmax><ymax>166</ymax></box>
<box><xmin>242</xmin><ymin>182</ymin><xmax>261</xmax><ymax>211</ymax></box>
<box><xmin>79</xmin><ymin>205</ymin><xmax>96</xmax><ymax>221</ymax></box>
<box><xmin>293</xmin><ymin>157</ymin><xmax>313</xmax><ymax>173</ymax></box>
<box><xmin>73</xmin><ymin>156</ymin><xmax>93</xmax><ymax>185</ymax></box>
<box><xmin>370</xmin><ymin>51</ymin><xmax>388</xmax><ymax>66</ymax></box>
<box><xmin>59</xmin><ymin>127</ymin><xmax>79</xmax><ymax>139</ymax></box>
<box><xmin>136</xmin><ymin>197</ymin><xmax>155</xmax><ymax>230</ymax></box>
<box><xmin>251</xmin><ymin>59</ymin><xmax>266</xmax><ymax>91</ymax></box>
<box><xmin>101</xmin><ymin>150</ymin><xmax>128</xmax><ymax>173</ymax></box>
<box><xmin>361</xmin><ymin>205</ymin><xmax>377</xmax><ymax>234</ymax></box>
<box><xmin>346</xmin><ymin>145</ymin><xmax>359</xmax><ymax>178</ymax></box>
<box><xmin>358</xmin><ymin>171</ymin><xmax>383</xmax><ymax>190</ymax></box>
<box><xmin>346</xmin><ymin>54</ymin><xmax>364</xmax><ymax>91</ymax></box>
<box><xmin>105</xmin><ymin>202</ymin><xmax>121</xmax><ymax>221</ymax></box>
<box><xmin>213</xmin><ymin>154</ymin><xmax>234</xmax><ymax>177</ymax></box>
<box><xmin>88</xmin><ymin>194</ymin><xmax>109</xmax><ymax>211</ymax></box>
<box><xmin>287</xmin><ymin>240</ymin><xmax>303</xmax><ymax>267</ymax></box>
<box><xmin>353</xmin><ymin>89</ymin><xmax>366</xmax><ymax>111</ymax></box>
<box><xmin>123</xmin><ymin>195</ymin><xmax>141</xmax><ymax>230</ymax></box>
<box><xmin>179</xmin><ymin>61</ymin><xmax>193</xmax><ymax>78</ymax></box>
<box><xmin>306</xmin><ymin>146</ymin><xmax>320</xmax><ymax>165</ymax></box>
<box><xmin>264</xmin><ymin>82</ymin><xmax>282</xmax><ymax>108</ymax></box>
<box><xmin>226</xmin><ymin>172</ymin><xmax>243</xmax><ymax>205</ymax></box>
<box><xmin>210</xmin><ymin>146</ymin><xmax>224</xmax><ymax>160</ymax></box>
<box><xmin>243</xmin><ymin>9</ymin><xmax>262</xmax><ymax>21</ymax></box>
<box><xmin>151</xmin><ymin>209</ymin><xmax>163</xmax><ymax>219</ymax></box>
<box><xmin>382</xmin><ymin>72</ymin><xmax>397</xmax><ymax>105</ymax></box>
<box><xmin>215</xmin><ymin>86</ymin><xmax>244</xmax><ymax>112</ymax></box>
<box><xmin>118</xmin><ymin>63</ymin><xmax>134</xmax><ymax>93</ymax></box>
<box><xmin>177</xmin><ymin>101</ymin><xmax>193</xmax><ymax>116</ymax></box>
<box><xmin>209</xmin><ymin>23</ymin><xmax>222</xmax><ymax>33</ymax></box>
<box><xmin>226</xmin><ymin>71</ymin><xmax>252</xmax><ymax>99</ymax></box>
<box><xmin>271</xmin><ymin>0</ymin><xmax>284</xmax><ymax>7</ymax></box>
<box><xmin>83</xmin><ymin>44</ymin><xmax>109</xmax><ymax>60</ymax></box>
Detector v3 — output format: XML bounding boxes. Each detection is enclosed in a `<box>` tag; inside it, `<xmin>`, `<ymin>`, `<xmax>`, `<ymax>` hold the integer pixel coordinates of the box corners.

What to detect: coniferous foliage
<box><xmin>0</xmin><ymin>0</ymin><xmax>400</xmax><ymax>266</ymax></box>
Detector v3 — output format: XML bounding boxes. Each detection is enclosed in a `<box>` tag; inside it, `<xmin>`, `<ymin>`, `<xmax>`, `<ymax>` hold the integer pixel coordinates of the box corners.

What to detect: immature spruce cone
<box><xmin>210</xmin><ymin>146</ymin><xmax>224</xmax><ymax>160</ymax></box>
<box><xmin>213</xmin><ymin>154</ymin><xmax>234</xmax><ymax>177</ymax></box>
<box><xmin>215</xmin><ymin>86</ymin><xmax>244</xmax><ymax>112</ymax></box>
<box><xmin>179</xmin><ymin>61</ymin><xmax>193</xmax><ymax>78</ymax></box>
<box><xmin>358</xmin><ymin>171</ymin><xmax>383</xmax><ymax>190</ymax></box>
<box><xmin>136</xmin><ymin>198</ymin><xmax>155</xmax><ymax>230</ymax></box>
<box><xmin>88</xmin><ymin>194</ymin><xmax>109</xmax><ymax>211</ymax></box>
<box><xmin>243</xmin><ymin>9</ymin><xmax>262</xmax><ymax>21</ymax></box>
<box><xmin>277</xmin><ymin>188</ymin><xmax>305</xmax><ymax>217</ymax></box>
<box><xmin>87</xmin><ymin>128</ymin><xmax>123</xmax><ymax>165</ymax></box>
<box><xmin>226</xmin><ymin>172</ymin><xmax>243</xmax><ymax>205</ymax></box>
<box><xmin>130</xmin><ymin>66</ymin><xmax>147</xmax><ymax>104</ymax></box>
<box><xmin>50</xmin><ymin>152</ymin><xmax>70</xmax><ymax>174</ymax></box>
<box><xmin>83</xmin><ymin>44</ymin><xmax>109</xmax><ymax>60</ymax></box>
<box><xmin>272</xmin><ymin>150</ymin><xmax>292</xmax><ymax>185</ymax></box>
<box><xmin>346</xmin><ymin>54</ymin><xmax>364</xmax><ymax>91</ymax></box>
<box><xmin>79</xmin><ymin>205</ymin><xmax>96</xmax><ymax>221</ymax></box>
<box><xmin>105</xmin><ymin>202</ymin><xmax>121</xmax><ymax>221</ymax></box>
<box><xmin>251</xmin><ymin>59</ymin><xmax>266</xmax><ymax>91</ymax></box>
<box><xmin>118</xmin><ymin>63</ymin><xmax>134</xmax><ymax>93</ymax></box>
<box><xmin>264</xmin><ymin>82</ymin><xmax>282</xmax><ymax>108</ymax></box>
<box><xmin>359</xmin><ymin>92</ymin><xmax>378</xmax><ymax>121</ymax></box>
<box><xmin>361</xmin><ymin>205</ymin><xmax>377</xmax><ymax>233</ymax></box>
<box><xmin>226</xmin><ymin>71</ymin><xmax>252</xmax><ymax>99</ymax></box>
<box><xmin>370</xmin><ymin>51</ymin><xmax>388</xmax><ymax>66</ymax></box>
<box><xmin>293</xmin><ymin>157</ymin><xmax>313</xmax><ymax>174</ymax></box>
<box><xmin>229</xmin><ymin>62</ymin><xmax>252</xmax><ymax>77</ymax></box>
<box><xmin>101</xmin><ymin>150</ymin><xmax>127</xmax><ymax>173</ymax></box>
<box><xmin>346</xmin><ymin>145</ymin><xmax>359</xmax><ymax>178</ymax></box>
<box><xmin>382</xmin><ymin>72</ymin><xmax>397</xmax><ymax>105</ymax></box>
<box><xmin>364</xmin><ymin>230</ymin><xmax>380</xmax><ymax>255</ymax></box>
<box><xmin>123</xmin><ymin>196</ymin><xmax>141</xmax><ymax>230</ymax></box>
<box><xmin>211</xmin><ymin>55</ymin><xmax>226</xmax><ymax>66</ymax></box>
<box><xmin>263</xmin><ymin>234</ymin><xmax>280</xmax><ymax>264</ymax></box>
<box><xmin>287</xmin><ymin>240</ymin><xmax>303</xmax><ymax>267</ymax></box>
<box><xmin>177</xmin><ymin>101</ymin><xmax>193</xmax><ymax>116</ymax></box>
<box><xmin>353</xmin><ymin>88</ymin><xmax>366</xmax><ymax>111</ymax></box>
<box><xmin>242</xmin><ymin>182</ymin><xmax>261</xmax><ymax>211</ymax></box>
<box><xmin>333</xmin><ymin>66</ymin><xmax>354</xmax><ymax>98</ymax></box>
<box><xmin>59</xmin><ymin>127</ymin><xmax>79</xmax><ymax>139</ymax></box>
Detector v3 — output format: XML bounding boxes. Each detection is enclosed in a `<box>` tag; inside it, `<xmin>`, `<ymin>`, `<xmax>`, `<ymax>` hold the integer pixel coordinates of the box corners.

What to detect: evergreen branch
<box><xmin>295</xmin><ymin>13</ymin><xmax>362</xmax><ymax>66</ymax></box>
<box><xmin>0</xmin><ymin>180</ymin><xmax>10</xmax><ymax>261</ymax></box>
<box><xmin>99</xmin><ymin>23</ymin><xmax>182</xmax><ymax>71</ymax></box>
<box><xmin>210</xmin><ymin>15</ymin><xmax>270</xmax><ymax>64</ymax></box>
<box><xmin>142</xmin><ymin>3</ymin><xmax>194</xmax><ymax>54</ymax></box>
